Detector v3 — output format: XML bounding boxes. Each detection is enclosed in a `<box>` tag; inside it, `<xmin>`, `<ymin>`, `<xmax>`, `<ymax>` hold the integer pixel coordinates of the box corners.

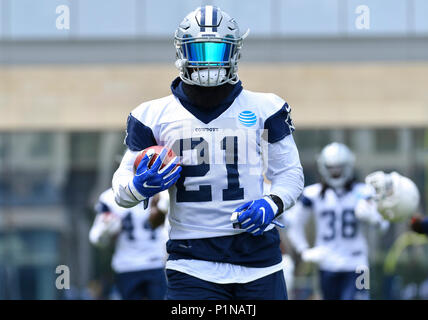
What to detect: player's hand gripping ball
<box><xmin>133</xmin><ymin>145</ymin><xmax>179</xmax><ymax>172</ymax></box>
<box><xmin>130</xmin><ymin>146</ymin><xmax>181</xmax><ymax>200</ymax></box>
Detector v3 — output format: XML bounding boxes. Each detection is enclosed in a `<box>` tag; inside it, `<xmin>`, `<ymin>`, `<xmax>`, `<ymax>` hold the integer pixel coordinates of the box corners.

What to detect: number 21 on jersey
<box><xmin>172</xmin><ymin>136</ymin><xmax>245</xmax><ymax>203</ymax></box>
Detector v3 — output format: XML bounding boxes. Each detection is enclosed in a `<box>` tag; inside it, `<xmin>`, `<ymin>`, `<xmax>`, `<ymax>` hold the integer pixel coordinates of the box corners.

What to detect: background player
<box><xmin>285</xmin><ymin>142</ymin><xmax>389</xmax><ymax>300</ymax></box>
<box><xmin>89</xmin><ymin>188</ymin><xmax>169</xmax><ymax>300</ymax></box>
<box><xmin>362</xmin><ymin>170</ymin><xmax>420</xmax><ymax>222</ymax></box>
<box><xmin>362</xmin><ymin>170</ymin><xmax>424</xmax><ymax>236</ymax></box>
<box><xmin>112</xmin><ymin>5</ymin><xmax>304</xmax><ymax>300</ymax></box>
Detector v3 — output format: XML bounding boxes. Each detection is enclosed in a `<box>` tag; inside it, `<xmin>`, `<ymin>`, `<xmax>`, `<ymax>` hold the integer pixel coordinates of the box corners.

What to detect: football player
<box><xmin>89</xmin><ymin>188</ymin><xmax>169</xmax><ymax>300</ymax></box>
<box><xmin>285</xmin><ymin>142</ymin><xmax>389</xmax><ymax>300</ymax></box>
<box><xmin>363</xmin><ymin>171</ymin><xmax>424</xmax><ymax>235</ymax></box>
<box><xmin>363</xmin><ymin>170</ymin><xmax>420</xmax><ymax>222</ymax></box>
<box><xmin>112</xmin><ymin>6</ymin><xmax>304</xmax><ymax>300</ymax></box>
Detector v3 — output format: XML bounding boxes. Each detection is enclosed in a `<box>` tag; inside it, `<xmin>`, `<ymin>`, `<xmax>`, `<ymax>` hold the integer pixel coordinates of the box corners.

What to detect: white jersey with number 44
<box><xmin>96</xmin><ymin>188</ymin><xmax>169</xmax><ymax>273</ymax></box>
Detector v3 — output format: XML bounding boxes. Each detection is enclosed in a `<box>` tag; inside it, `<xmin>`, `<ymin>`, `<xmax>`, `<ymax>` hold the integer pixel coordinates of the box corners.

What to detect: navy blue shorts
<box><xmin>319</xmin><ymin>269</ymin><xmax>370</xmax><ymax>300</ymax></box>
<box><xmin>115</xmin><ymin>268</ymin><xmax>167</xmax><ymax>300</ymax></box>
<box><xmin>166</xmin><ymin>269</ymin><xmax>287</xmax><ymax>300</ymax></box>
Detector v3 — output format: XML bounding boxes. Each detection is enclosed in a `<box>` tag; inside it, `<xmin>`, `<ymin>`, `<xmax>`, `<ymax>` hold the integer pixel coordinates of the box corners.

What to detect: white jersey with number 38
<box><xmin>286</xmin><ymin>183</ymin><xmax>372</xmax><ymax>272</ymax></box>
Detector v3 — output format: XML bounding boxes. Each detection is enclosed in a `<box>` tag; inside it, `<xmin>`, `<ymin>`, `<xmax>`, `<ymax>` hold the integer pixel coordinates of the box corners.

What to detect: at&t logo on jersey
<box><xmin>238</xmin><ymin>110</ymin><xmax>257</xmax><ymax>127</ymax></box>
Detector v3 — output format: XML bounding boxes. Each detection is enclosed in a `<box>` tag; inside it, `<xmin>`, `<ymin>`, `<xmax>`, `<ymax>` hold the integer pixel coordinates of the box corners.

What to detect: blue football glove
<box><xmin>127</xmin><ymin>148</ymin><xmax>182</xmax><ymax>202</ymax></box>
<box><xmin>231</xmin><ymin>196</ymin><xmax>284</xmax><ymax>236</ymax></box>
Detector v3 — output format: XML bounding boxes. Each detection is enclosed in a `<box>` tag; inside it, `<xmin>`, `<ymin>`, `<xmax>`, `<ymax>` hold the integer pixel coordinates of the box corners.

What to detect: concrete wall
<box><xmin>1</xmin><ymin>62</ymin><xmax>427</xmax><ymax>130</ymax></box>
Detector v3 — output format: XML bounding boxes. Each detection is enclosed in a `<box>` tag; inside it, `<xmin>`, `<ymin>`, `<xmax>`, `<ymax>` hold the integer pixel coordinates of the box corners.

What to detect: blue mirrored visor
<box><xmin>182</xmin><ymin>42</ymin><xmax>233</xmax><ymax>65</ymax></box>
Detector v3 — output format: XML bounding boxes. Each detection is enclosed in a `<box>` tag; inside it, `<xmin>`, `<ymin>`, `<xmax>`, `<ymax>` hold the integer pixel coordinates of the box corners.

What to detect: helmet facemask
<box><xmin>174</xmin><ymin>6</ymin><xmax>248</xmax><ymax>87</ymax></box>
<box><xmin>319</xmin><ymin>162</ymin><xmax>354</xmax><ymax>189</ymax></box>
<box><xmin>365</xmin><ymin>171</ymin><xmax>394</xmax><ymax>203</ymax></box>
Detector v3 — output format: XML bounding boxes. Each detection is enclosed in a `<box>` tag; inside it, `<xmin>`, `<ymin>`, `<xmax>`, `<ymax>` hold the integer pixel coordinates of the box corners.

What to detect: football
<box><xmin>133</xmin><ymin>145</ymin><xmax>179</xmax><ymax>173</ymax></box>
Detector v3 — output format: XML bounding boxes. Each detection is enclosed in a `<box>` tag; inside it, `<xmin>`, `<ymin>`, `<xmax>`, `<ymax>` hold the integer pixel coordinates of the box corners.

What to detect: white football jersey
<box><xmin>123</xmin><ymin>88</ymin><xmax>301</xmax><ymax>240</ymax></box>
<box><xmin>286</xmin><ymin>183</ymin><xmax>372</xmax><ymax>272</ymax></box>
<box><xmin>112</xmin><ymin>79</ymin><xmax>304</xmax><ymax>283</ymax></box>
<box><xmin>96</xmin><ymin>188</ymin><xmax>168</xmax><ymax>273</ymax></box>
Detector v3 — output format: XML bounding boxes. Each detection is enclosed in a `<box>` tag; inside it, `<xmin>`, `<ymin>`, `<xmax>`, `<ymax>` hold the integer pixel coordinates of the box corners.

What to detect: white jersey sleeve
<box><xmin>284</xmin><ymin>184</ymin><xmax>325</xmax><ymax>255</ymax></box>
<box><xmin>257</xmin><ymin>93</ymin><xmax>304</xmax><ymax>211</ymax></box>
<box><xmin>112</xmin><ymin>149</ymin><xmax>141</xmax><ymax>208</ymax></box>
<box><xmin>265</xmin><ymin>135</ymin><xmax>304</xmax><ymax>211</ymax></box>
<box><xmin>284</xmin><ymin>197</ymin><xmax>313</xmax><ymax>254</ymax></box>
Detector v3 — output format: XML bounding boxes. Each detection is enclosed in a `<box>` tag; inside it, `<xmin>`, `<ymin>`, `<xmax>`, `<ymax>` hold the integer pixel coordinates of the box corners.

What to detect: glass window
<box><xmin>70</xmin><ymin>132</ymin><xmax>100</xmax><ymax>168</ymax></box>
<box><xmin>347</xmin><ymin>0</ymin><xmax>407</xmax><ymax>35</ymax></box>
<box><xmin>114</xmin><ymin>133</ymin><xmax>127</xmax><ymax>161</ymax></box>
<box><xmin>294</xmin><ymin>129</ymin><xmax>332</xmax><ymax>152</ymax></box>
<box><xmin>374</xmin><ymin>129</ymin><xmax>398</xmax><ymax>152</ymax></box>
<box><xmin>9</xmin><ymin>0</ymin><xmax>72</xmax><ymax>39</ymax></box>
<box><xmin>0</xmin><ymin>133</ymin><xmax>60</xmax><ymax>205</ymax></box>
<box><xmin>8</xmin><ymin>133</ymin><xmax>55</xmax><ymax>169</ymax></box>
<box><xmin>213</xmin><ymin>0</ymin><xmax>273</xmax><ymax>35</ymax></box>
<box><xmin>0</xmin><ymin>171</ymin><xmax>61</xmax><ymax>206</ymax></box>
<box><xmin>142</xmin><ymin>0</ymin><xmax>203</xmax><ymax>36</ymax></box>
<box><xmin>30</xmin><ymin>132</ymin><xmax>53</xmax><ymax>158</ymax></box>
<box><xmin>0</xmin><ymin>230</ymin><xmax>61</xmax><ymax>299</ymax></box>
<box><xmin>299</xmin><ymin>164</ymin><xmax>319</xmax><ymax>186</ymax></box>
<box><xmin>0</xmin><ymin>1</ymin><xmax>4</xmax><ymax>39</ymax></box>
<box><xmin>413</xmin><ymin>128</ymin><xmax>428</xmax><ymax>152</ymax></box>
<box><xmin>0</xmin><ymin>174</ymin><xmax>7</xmax><ymax>204</ymax></box>
<box><xmin>0</xmin><ymin>133</ymin><xmax>6</xmax><ymax>161</ymax></box>
<box><xmin>280</xmin><ymin>0</ymin><xmax>340</xmax><ymax>36</ymax></box>
<box><xmin>77</xmin><ymin>0</ymin><xmax>137</xmax><ymax>38</ymax></box>
<box><xmin>412</xmin><ymin>165</ymin><xmax>426</xmax><ymax>212</ymax></box>
<box><xmin>413</xmin><ymin>0</ymin><xmax>428</xmax><ymax>34</ymax></box>
<box><xmin>343</xmin><ymin>129</ymin><xmax>358</xmax><ymax>151</ymax></box>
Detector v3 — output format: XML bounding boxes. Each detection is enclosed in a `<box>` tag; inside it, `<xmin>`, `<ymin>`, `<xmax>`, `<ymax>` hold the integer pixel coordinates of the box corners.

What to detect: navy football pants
<box><xmin>319</xmin><ymin>270</ymin><xmax>370</xmax><ymax>300</ymax></box>
<box><xmin>115</xmin><ymin>268</ymin><xmax>167</xmax><ymax>300</ymax></box>
<box><xmin>166</xmin><ymin>269</ymin><xmax>288</xmax><ymax>300</ymax></box>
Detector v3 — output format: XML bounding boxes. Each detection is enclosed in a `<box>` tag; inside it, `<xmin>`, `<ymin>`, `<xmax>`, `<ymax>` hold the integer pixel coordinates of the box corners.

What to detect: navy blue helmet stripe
<box><xmin>212</xmin><ymin>6</ymin><xmax>218</xmax><ymax>32</ymax></box>
<box><xmin>200</xmin><ymin>6</ymin><xmax>206</xmax><ymax>32</ymax></box>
